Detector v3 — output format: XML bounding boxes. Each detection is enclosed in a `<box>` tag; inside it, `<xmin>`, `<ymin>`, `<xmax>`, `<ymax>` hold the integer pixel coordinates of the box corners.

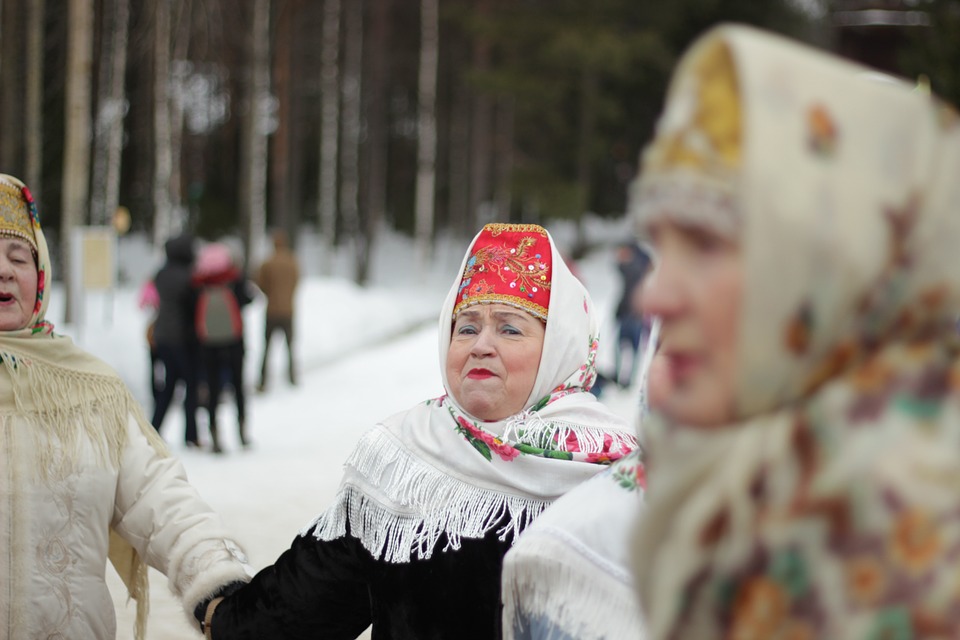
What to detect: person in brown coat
<box><xmin>255</xmin><ymin>229</ymin><xmax>300</xmax><ymax>391</ymax></box>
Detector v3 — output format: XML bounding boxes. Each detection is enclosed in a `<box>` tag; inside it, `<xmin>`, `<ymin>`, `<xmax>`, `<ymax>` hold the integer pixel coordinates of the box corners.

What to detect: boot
<box><xmin>209</xmin><ymin>423</ymin><xmax>224</xmax><ymax>454</ymax></box>
<box><xmin>238</xmin><ymin>420</ymin><xmax>250</xmax><ymax>448</ymax></box>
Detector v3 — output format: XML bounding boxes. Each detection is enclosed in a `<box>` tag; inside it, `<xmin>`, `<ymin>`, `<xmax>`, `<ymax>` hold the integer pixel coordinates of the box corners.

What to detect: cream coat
<box><xmin>0</xmin><ymin>412</ymin><xmax>251</xmax><ymax>638</ymax></box>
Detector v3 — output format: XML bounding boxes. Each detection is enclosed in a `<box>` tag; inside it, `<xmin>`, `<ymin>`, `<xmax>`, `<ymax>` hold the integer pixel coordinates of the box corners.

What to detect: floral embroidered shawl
<box><xmin>306</xmin><ymin>224</ymin><xmax>638</xmax><ymax>562</ymax></box>
<box><xmin>630</xmin><ymin>25</ymin><xmax>960</xmax><ymax>640</ymax></box>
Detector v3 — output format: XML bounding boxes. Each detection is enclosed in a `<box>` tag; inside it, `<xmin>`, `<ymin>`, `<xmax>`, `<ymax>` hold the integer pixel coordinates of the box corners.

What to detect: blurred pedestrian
<box><xmin>137</xmin><ymin>278</ymin><xmax>161</xmax><ymax>406</ymax></box>
<box><xmin>256</xmin><ymin>229</ymin><xmax>300</xmax><ymax>392</ymax></box>
<box><xmin>151</xmin><ymin>232</ymin><xmax>202</xmax><ymax>447</ymax></box>
<box><xmin>194</xmin><ymin>242</ymin><xmax>255</xmax><ymax>452</ymax></box>
<box><xmin>632</xmin><ymin>24</ymin><xmax>960</xmax><ymax>638</ymax></box>
<box><xmin>0</xmin><ymin>174</ymin><xmax>251</xmax><ymax>639</ymax></box>
<box><xmin>613</xmin><ymin>240</ymin><xmax>652</xmax><ymax>388</ymax></box>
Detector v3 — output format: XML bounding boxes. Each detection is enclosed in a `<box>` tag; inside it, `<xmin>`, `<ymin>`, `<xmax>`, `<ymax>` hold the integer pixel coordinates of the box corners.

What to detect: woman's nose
<box><xmin>639</xmin><ymin>264</ymin><xmax>681</xmax><ymax>320</ymax></box>
<box><xmin>469</xmin><ymin>326</ymin><xmax>497</xmax><ymax>356</ymax></box>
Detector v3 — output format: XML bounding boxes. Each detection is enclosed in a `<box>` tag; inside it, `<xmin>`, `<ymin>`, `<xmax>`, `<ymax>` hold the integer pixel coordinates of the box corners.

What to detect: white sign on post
<box><xmin>70</xmin><ymin>226</ymin><xmax>118</xmax><ymax>334</ymax></box>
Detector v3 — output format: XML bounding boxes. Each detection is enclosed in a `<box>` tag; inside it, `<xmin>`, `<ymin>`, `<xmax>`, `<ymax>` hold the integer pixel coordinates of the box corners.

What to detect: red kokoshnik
<box><xmin>453</xmin><ymin>223</ymin><xmax>552</xmax><ymax>322</ymax></box>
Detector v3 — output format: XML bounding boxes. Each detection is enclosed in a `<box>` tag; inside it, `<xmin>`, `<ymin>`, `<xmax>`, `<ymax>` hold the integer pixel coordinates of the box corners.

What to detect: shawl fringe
<box><xmin>0</xmin><ymin>346</ymin><xmax>167</xmax><ymax>640</ymax></box>
<box><xmin>504</xmin><ymin>410</ymin><xmax>637</xmax><ymax>453</ymax></box>
<box><xmin>502</xmin><ymin>533</ymin><xmax>645</xmax><ymax>640</ymax></box>
<box><xmin>0</xmin><ymin>348</ymin><xmax>167</xmax><ymax>480</ymax></box>
<box><xmin>305</xmin><ymin>427</ymin><xmax>551</xmax><ymax>563</ymax></box>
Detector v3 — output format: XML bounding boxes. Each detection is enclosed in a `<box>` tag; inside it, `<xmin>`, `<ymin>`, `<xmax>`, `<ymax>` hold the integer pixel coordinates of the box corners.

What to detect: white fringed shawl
<box><xmin>306</xmin><ymin>392</ymin><xmax>635</xmax><ymax>562</ymax></box>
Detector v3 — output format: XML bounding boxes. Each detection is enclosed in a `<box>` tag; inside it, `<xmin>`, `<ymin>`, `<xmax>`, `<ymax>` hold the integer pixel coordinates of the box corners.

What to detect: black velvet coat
<box><xmin>210</xmin><ymin>520</ymin><xmax>515</xmax><ymax>640</ymax></box>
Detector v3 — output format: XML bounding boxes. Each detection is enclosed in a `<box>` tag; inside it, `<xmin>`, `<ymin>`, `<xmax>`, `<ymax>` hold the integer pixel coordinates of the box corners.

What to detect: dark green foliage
<box><xmin>449</xmin><ymin>0</ymin><xmax>814</xmax><ymax>221</ymax></box>
<box><xmin>899</xmin><ymin>0</ymin><xmax>960</xmax><ymax>108</ymax></box>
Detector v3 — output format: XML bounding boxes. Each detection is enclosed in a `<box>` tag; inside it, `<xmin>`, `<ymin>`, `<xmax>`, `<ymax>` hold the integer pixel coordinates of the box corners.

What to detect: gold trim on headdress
<box><xmin>0</xmin><ymin>178</ymin><xmax>38</xmax><ymax>254</ymax></box>
<box><xmin>632</xmin><ymin>39</ymin><xmax>742</xmax><ymax>239</ymax></box>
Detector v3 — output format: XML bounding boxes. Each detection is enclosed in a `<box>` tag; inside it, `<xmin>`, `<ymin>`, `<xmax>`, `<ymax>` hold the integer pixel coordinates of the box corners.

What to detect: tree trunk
<box><xmin>493</xmin><ymin>97</ymin><xmax>514</xmax><ymax>221</ymax></box>
<box><xmin>318</xmin><ymin>0</ymin><xmax>340</xmax><ymax>275</ymax></box>
<box><xmin>446</xmin><ymin>81</ymin><xmax>470</xmax><ymax>237</ymax></box>
<box><xmin>24</xmin><ymin>0</ymin><xmax>44</xmax><ymax>200</ymax></box>
<box><xmin>467</xmin><ymin>1</ymin><xmax>492</xmax><ymax>236</ymax></box>
<box><xmin>240</xmin><ymin>0</ymin><xmax>270</xmax><ymax>270</ymax></box>
<box><xmin>357</xmin><ymin>0</ymin><xmax>391</xmax><ymax>284</ymax></box>
<box><xmin>414</xmin><ymin>0</ymin><xmax>438</xmax><ymax>269</ymax></box>
<box><xmin>153</xmin><ymin>0</ymin><xmax>174</xmax><ymax>246</ymax></box>
<box><xmin>62</xmin><ymin>0</ymin><xmax>95</xmax><ymax>323</ymax></box>
<box><xmin>575</xmin><ymin>65</ymin><xmax>598</xmax><ymax>251</ymax></box>
<box><xmin>168</xmin><ymin>0</ymin><xmax>191</xmax><ymax>232</ymax></box>
<box><xmin>91</xmin><ymin>0</ymin><xmax>130</xmax><ymax>226</ymax></box>
<box><xmin>339</xmin><ymin>0</ymin><xmax>363</xmax><ymax>283</ymax></box>
<box><xmin>0</xmin><ymin>0</ymin><xmax>23</xmax><ymax>171</ymax></box>
<box><xmin>270</xmin><ymin>0</ymin><xmax>294</xmax><ymax>235</ymax></box>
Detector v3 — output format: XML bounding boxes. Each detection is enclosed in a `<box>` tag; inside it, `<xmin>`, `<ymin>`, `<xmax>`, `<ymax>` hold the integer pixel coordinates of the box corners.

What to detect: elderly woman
<box><xmin>199</xmin><ymin>223</ymin><xmax>638</xmax><ymax>639</ymax></box>
<box><xmin>631</xmin><ymin>25</ymin><xmax>960</xmax><ymax>638</ymax></box>
<box><xmin>0</xmin><ymin>174</ymin><xmax>251</xmax><ymax>638</ymax></box>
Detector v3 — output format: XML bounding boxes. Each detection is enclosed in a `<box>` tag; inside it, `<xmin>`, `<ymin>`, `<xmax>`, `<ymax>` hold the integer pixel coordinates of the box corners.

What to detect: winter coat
<box><xmin>210</xmin><ymin>516</ymin><xmax>514</xmax><ymax>640</ymax></box>
<box><xmin>256</xmin><ymin>247</ymin><xmax>299</xmax><ymax>320</ymax></box>
<box><xmin>153</xmin><ymin>233</ymin><xmax>198</xmax><ymax>346</ymax></box>
<box><xmin>615</xmin><ymin>244</ymin><xmax>650</xmax><ymax>321</ymax></box>
<box><xmin>2</xmin><ymin>411</ymin><xmax>251</xmax><ymax>638</ymax></box>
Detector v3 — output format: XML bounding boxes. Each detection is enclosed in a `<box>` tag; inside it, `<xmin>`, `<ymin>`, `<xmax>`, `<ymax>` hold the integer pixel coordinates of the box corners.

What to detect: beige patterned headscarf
<box><xmin>631</xmin><ymin>25</ymin><xmax>960</xmax><ymax>639</ymax></box>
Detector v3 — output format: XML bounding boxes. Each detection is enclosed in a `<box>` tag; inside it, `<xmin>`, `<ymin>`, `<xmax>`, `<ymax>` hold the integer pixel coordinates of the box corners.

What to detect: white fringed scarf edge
<box><xmin>502</xmin><ymin>532</ymin><xmax>646</xmax><ymax>640</ymax></box>
<box><xmin>302</xmin><ymin>394</ymin><xmax>635</xmax><ymax>564</ymax></box>
<box><xmin>303</xmin><ymin>425</ymin><xmax>551</xmax><ymax>563</ymax></box>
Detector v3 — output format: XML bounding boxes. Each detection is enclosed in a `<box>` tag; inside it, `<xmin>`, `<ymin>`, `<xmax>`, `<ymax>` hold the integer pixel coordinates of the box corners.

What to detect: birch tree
<box><xmin>153</xmin><ymin>0</ymin><xmax>175</xmax><ymax>246</ymax></box>
<box><xmin>339</xmin><ymin>0</ymin><xmax>363</xmax><ymax>283</ymax></box>
<box><xmin>24</xmin><ymin>0</ymin><xmax>44</xmax><ymax>197</ymax></box>
<box><xmin>62</xmin><ymin>0</ymin><xmax>95</xmax><ymax>323</ymax></box>
<box><xmin>318</xmin><ymin>0</ymin><xmax>340</xmax><ymax>275</ymax></box>
<box><xmin>91</xmin><ymin>0</ymin><xmax>130</xmax><ymax>226</ymax></box>
<box><xmin>414</xmin><ymin>0</ymin><xmax>439</xmax><ymax>269</ymax></box>
<box><xmin>239</xmin><ymin>0</ymin><xmax>270</xmax><ymax>269</ymax></box>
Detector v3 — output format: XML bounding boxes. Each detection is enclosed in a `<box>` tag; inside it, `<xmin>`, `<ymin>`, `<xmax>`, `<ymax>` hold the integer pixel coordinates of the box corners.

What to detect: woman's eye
<box><xmin>686</xmin><ymin>228</ymin><xmax>728</xmax><ymax>254</ymax></box>
<box><xmin>501</xmin><ymin>324</ymin><xmax>521</xmax><ymax>335</ymax></box>
<box><xmin>456</xmin><ymin>325</ymin><xmax>478</xmax><ymax>335</ymax></box>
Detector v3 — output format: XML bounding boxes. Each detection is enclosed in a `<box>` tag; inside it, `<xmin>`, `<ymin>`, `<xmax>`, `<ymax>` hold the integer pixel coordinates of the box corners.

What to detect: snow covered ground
<box><xmin>45</xmin><ymin>218</ymin><xmax>644</xmax><ymax>639</ymax></box>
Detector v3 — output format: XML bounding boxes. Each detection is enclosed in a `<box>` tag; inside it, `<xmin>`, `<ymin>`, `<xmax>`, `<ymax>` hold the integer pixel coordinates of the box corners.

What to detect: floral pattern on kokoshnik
<box><xmin>456</xmin><ymin>234</ymin><xmax>551</xmax><ymax>316</ymax></box>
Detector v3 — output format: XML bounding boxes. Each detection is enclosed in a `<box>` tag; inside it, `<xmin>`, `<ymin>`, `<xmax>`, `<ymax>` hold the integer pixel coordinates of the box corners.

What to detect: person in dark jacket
<box><xmin>613</xmin><ymin>241</ymin><xmax>652</xmax><ymax>388</ymax></box>
<box><xmin>195</xmin><ymin>223</ymin><xmax>639</xmax><ymax>640</ymax></box>
<box><xmin>151</xmin><ymin>232</ymin><xmax>201</xmax><ymax>446</ymax></box>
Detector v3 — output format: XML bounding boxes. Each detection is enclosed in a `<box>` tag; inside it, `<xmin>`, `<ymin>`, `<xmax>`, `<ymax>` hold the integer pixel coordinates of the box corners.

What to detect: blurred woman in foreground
<box><xmin>632</xmin><ymin>24</ymin><xmax>960</xmax><ymax>638</ymax></box>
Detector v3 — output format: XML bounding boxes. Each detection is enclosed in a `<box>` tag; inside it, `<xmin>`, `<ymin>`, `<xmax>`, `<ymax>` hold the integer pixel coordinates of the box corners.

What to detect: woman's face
<box><xmin>446</xmin><ymin>304</ymin><xmax>546</xmax><ymax>421</ymax></box>
<box><xmin>641</xmin><ymin>220</ymin><xmax>742</xmax><ymax>427</ymax></box>
<box><xmin>0</xmin><ymin>238</ymin><xmax>37</xmax><ymax>331</ymax></box>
